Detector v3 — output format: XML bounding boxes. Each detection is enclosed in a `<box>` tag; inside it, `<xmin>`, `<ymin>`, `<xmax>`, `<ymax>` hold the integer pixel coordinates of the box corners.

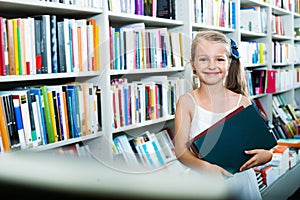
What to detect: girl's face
<box><xmin>192</xmin><ymin>39</ymin><xmax>230</xmax><ymax>86</ymax></box>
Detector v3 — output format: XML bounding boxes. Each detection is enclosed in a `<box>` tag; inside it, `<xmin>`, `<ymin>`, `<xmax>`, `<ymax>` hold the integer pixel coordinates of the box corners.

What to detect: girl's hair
<box><xmin>191</xmin><ymin>30</ymin><xmax>249</xmax><ymax>96</ymax></box>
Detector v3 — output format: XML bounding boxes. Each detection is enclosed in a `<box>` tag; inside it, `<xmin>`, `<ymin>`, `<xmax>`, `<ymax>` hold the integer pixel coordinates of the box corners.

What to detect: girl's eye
<box><xmin>199</xmin><ymin>58</ymin><xmax>208</xmax><ymax>62</ymax></box>
<box><xmin>216</xmin><ymin>58</ymin><xmax>226</xmax><ymax>63</ymax></box>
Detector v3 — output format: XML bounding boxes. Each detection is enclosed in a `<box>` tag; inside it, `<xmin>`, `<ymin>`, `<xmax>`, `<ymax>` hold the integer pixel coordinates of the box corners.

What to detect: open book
<box><xmin>189</xmin><ymin>104</ymin><xmax>277</xmax><ymax>174</ymax></box>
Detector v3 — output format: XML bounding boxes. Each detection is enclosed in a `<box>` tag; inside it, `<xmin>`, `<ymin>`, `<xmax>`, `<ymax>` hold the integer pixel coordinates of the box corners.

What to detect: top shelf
<box><xmin>108</xmin><ymin>11</ymin><xmax>183</xmax><ymax>27</ymax></box>
<box><xmin>0</xmin><ymin>0</ymin><xmax>103</xmax><ymax>18</ymax></box>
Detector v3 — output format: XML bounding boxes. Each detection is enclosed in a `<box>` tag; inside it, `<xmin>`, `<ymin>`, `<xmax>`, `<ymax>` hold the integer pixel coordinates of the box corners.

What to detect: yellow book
<box><xmin>47</xmin><ymin>91</ymin><xmax>58</xmax><ymax>142</ymax></box>
<box><xmin>94</xmin><ymin>23</ymin><xmax>100</xmax><ymax>71</ymax></box>
<box><xmin>12</xmin><ymin>18</ymin><xmax>19</xmax><ymax>75</ymax></box>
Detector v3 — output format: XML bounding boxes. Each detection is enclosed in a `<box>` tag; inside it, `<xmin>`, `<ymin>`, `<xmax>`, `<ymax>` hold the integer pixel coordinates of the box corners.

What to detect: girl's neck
<box><xmin>198</xmin><ymin>83</ymin><xmax>227</xmax><ymax>97</ymax></box>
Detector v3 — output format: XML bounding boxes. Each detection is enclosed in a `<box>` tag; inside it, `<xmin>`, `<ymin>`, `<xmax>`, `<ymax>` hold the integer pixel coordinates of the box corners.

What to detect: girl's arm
<box><xmin>174</xmin><ymin>94</ymin><xmax>232</xmax><ymax>178</ymax></box>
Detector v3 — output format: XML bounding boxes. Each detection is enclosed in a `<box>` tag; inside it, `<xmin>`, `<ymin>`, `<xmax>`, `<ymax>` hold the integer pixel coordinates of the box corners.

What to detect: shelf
<box><xmin>261</xmin><ymin>162</ymin><xmax>300</xmax><ymax>200</ymax></box>
<box><xmin>109</xmin><ymin>67</ymin><xmax>185</xmax><ymax>76</ymax></box>
<box><xmin>108</xmin><ymin>11</ymin><xmax>183</xmax><ymax>27</ymax></box>
<box><xmin>0</xmin><ymin>0</ymin><xmax>102</xmax><ymax>17</ymax></box>
<box><xmin>28</xmin><ymin>132</ymin><xmax>103</xmax><ymax>152</ymax></box>
<box><xmin>0</xmin><ymin>71</ymin><xmax>101</xmax><ymax>83</ymax></box>
<box><xmin>113</xmin><ymin>115</ymin><xmax>174</xmax><ymax>134</ymax></box>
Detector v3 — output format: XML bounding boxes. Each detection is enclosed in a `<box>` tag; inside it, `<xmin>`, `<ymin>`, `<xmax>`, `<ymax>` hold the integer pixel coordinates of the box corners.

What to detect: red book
<box><xmin>266</xmin><ymin>69</ymin><xmax>277</xmax><ymax>93</ymax></box>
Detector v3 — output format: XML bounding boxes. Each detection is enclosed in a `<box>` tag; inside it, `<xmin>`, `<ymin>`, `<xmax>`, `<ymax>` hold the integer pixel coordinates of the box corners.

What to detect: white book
<box><xmin>132</xmin><ymin>81</ymin><xmax>146</xmax><ymax>123</ymax></box>
<box><xmin>68</xmin><ymin>19</ymin><xmax>79</xmax><ymax>72</ymax></box>
<box><xmin>29</xmin><ymin>94</ymin><xmax>42</xmax><ymax>146</ymax></box>
<box><xmin>113</xmin><ymin>134</ymin><xmax>140</xmax><ymax>168</ymax></box>
<box><xmin>63</xmin><ymin>18</ymin><xmax>71</xmax><ymax>72</ymax></box>
<box><xmin>76</xmin><ymin>19</ymin><xmax>88</xmax><ymax>72</ymax></box>
<box><xmin>155</xmin><ymin>129</ymin><xmax>176</xmax><ymax>162</ymax></box>
<box><xmin>11</xmin><ymin>93</ymin><xmax>32</xmax><ymax>148</ymax></box>
<box><xmin>87</xmin><ymin>24</ymin><xmax>94</xmax><ymax>71</ymax></box>
<box><xmin>169</xmin><ymin>32</ymin><xmax>181</xmax><ymax>67</ymax></box>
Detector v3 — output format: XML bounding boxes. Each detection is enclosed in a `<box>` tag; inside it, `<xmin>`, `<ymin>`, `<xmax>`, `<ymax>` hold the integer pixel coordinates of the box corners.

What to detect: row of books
<box><xmin>246</xmin><ymin>68</ymin><xmax>295</xmax><ymax>97</ymax></box>
<box><xmin>193</xmin><ymin>0</ymin><xmax>237</xmax><ymax>29</ymax></box>
<box><xmin>239</xmin><ymin>41</ymin><xmax>266</xmax><ymax>66</ymax></box>
<box><xmin>272</xmin><ymin>14</ymin><xmax>286</xmax><ymax>36</ymax></box>
<box><xmin>39</xmin><ymin>0</ymin><xmax>103</xmax><ymax>8</ymax></box>
<box><xmin>0</xmin><ymin>15</ymin><xmax>100</xmax><ymax>76</ymax></box>
<box><xmin>112</xmin><ymin>128</ymin><xmax>176</xmax><ymax>170</ymax></box>
<box><xmin>0</xmin><ymin>82</ymin><xmax>101</xmax><ymax>153</ymax></box>
<box><xmin>271</xmin><ymin>0</ymin><xmax>294</xmax><ymax>11</ymax></box>
<box><xmin>240</xmin><ymin>6</ymin><xmax>267</xmax><ymax>34</ymax></box>
<box><xmin>255</xmin><ymin>145</ymin><xmax>300</xmax><ymax>188</ymax></box>
<box><xmin>272</xmin><ymin>42</ymin><xmax>293</xmax><ymax>65</ymax></box>
<box><xmin>272</xmin><ymin>95</ymin><xmax>300</xmax><ymax>139</ymax></box>
<box><xmin>111</xmin><ymin>76</ymin><xmax>185</xmax><ymax>129</ymax></box>
<box><xmin>108</xmin><ymin>0</ymin><xmax>175</xmax><ymax>19</ymax></box>
<box><xmin>109</xmin><ymin>23</ymin><xmax>184</xmax><ymax>71</ymax></box>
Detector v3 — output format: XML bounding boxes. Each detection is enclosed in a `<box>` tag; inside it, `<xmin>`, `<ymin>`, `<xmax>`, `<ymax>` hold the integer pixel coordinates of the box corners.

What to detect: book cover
<box><xmin>12</xmin><ymin>97</ymin><xmax>27</xmax><ymax>149</ymax></box>
<box><xmin>190</xmin><ymin>104</ymin><xmax>277</xmax><ymax>174</ymax></box>
<box><xmin>30</xmin><ymin>87</ymin><xmax>48</xmax><ymax>145</ymax></box>
<box><xmin>2</xmin><ymin>94</ymin><xmax>20</xmax><ymax>150</ymax></box>
<box><xmin>41</xmin><ymin>86</ymin><xmax>55</xmax><ymax>143</ymax></box>
<box><xmin>6</xmin><ymin>19</ymin><xmax>16</xmax><ymax>75</ymax></box>
<box><xmin>12</xmin><ymin>94</ymin><xmax>32</xmax><ymax>148</ymax></box>
<box><xmin>0</xmin><ymin>95</ymin><xmax>11</xmax><ymax>152</ymax></box>
<box><xmin>50</xmin><ymin>15</ymin><xmax>58</xmax><ymax>73</ymax></box>
<box><xmin>30</xmin><ymin>93</ymin><xmax>42</xmax><ymax>146</ymax></box>
<box><xmin>34</xmin><ymin>19</ymin><xmax>42</xmax><ymax>74</ymax></box>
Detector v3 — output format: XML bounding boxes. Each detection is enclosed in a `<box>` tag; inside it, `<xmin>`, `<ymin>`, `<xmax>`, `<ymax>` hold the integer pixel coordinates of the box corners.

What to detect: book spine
<box><xmin>50</xmin><ymin>15</ymin><xmax>58</xmax><ymax>73</ymax></box>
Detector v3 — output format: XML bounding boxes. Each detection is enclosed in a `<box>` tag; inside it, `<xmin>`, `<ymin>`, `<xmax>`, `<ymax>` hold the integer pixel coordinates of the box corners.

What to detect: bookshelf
<box><xmin>0</xmin><ymin>0</ymin><xmax>300</xmax><ymax>198</ymax></box>
<box><xmin>0</xmin><ymin>0</ymin><xmax>104</xmax><ymax>157</ymax></box>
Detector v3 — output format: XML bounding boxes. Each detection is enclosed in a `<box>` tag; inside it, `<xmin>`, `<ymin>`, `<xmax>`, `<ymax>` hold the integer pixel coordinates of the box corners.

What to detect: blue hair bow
<box><xmin>230</xmin><ymin>39</ymin><xmax>240</xmax><ymax>59</ymax></box>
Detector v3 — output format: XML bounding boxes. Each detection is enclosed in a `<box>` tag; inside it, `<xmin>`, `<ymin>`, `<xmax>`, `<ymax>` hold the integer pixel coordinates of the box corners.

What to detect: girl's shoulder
<box><xmin>177</xmin><ymin>92</ymin><xmax>197</xmax><ymax>108</ymax></box>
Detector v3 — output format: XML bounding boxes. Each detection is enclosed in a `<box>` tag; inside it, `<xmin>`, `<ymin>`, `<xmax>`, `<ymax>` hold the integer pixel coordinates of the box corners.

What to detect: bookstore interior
<box><xmin>1</xmin><ymin>0</ymin><xmax>300</xmax><ymax>199</ymax></box>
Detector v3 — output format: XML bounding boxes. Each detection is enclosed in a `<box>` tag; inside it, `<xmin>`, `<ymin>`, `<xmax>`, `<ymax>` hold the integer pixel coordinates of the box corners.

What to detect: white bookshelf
<box><xmin>0</xmin><ymin>0</ymin><xmax>300</xmax><ymax>198</ymax></box>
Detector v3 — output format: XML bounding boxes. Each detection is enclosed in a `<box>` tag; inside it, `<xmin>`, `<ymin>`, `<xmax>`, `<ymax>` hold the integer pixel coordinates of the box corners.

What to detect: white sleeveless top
<box><xmin>187</xmin><ymin>92</ymin><xmax>242</xmax><ymax>140</ymax></box>
<box><xmin>186</xmin><ymin>92</ymin><xmax>262</xmax><ymax>200</ymax></box>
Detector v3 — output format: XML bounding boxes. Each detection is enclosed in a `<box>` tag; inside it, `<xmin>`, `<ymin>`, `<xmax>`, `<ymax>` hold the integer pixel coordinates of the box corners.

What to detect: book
<box><xmin>2</xmin><ymin>94</ymin><xmax>20</xmax><ymax>150</ymax></box>
<box><xmin>12</xmin><ymin>97</ymin><xmax>27</xmax><ymax>149</ymax></box>
<box><xmin>190</xmin><ymin>104</ymin><xmax>277</xmax><ymax>174</ymax></box>
<box><xmin>277</xmin><ymin>138</ymin><xmax>300</xmax><ymax>148</ymax></box>
<box><xmin>0</xmin><ymin>95</ymin><xmax>11</xmax><ymax>152</ymax></box>
<box><xmin>30</xmin><ymin>87</ymin><xmax>48</xmax><ymax>145</ymax></box>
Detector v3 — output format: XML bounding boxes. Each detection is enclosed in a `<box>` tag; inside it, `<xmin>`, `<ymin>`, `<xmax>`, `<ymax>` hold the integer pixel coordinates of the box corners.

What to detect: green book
<box><xmin>190</xmin><ymin>104</ymin><xmax>277</xmax><ymax>174</ymax></box>
<box><xmin>41</xmin><ymin>86</ymin><xmax>55</xmax><ymax>143</ymax></box>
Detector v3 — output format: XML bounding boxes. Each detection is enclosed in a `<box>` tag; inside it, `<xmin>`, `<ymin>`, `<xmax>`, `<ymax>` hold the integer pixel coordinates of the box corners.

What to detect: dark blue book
<box><xmin>190</xmin><ymin>104</ymin><xmax>277</xmax><ymax>174</ymax></box>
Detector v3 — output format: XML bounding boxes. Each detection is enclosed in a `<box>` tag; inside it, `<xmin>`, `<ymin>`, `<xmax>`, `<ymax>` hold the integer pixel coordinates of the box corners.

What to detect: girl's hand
<box><xmin>201</xmin><ymin>162</ymin><xmax>233</xmax><ymax>179</ymax></box>
<box><xmin>239</xmin><ymin>149</ymin><xmax>273</xmax><ymax>172</ymax></box>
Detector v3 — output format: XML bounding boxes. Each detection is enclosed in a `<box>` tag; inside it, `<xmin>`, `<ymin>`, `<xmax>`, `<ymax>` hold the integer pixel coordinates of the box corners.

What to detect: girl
<box><xmin>174</xmin><ymin>30</ymin><xmax>272</xmax><ymax>199</ymax></box>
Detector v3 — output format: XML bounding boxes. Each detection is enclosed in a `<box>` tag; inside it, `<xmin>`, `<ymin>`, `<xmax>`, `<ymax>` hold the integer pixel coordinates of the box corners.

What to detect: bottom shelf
<box><xmin>261</xmin><ymin>162</ymin><xmax>300</xmax><ymax>200</ymax></box>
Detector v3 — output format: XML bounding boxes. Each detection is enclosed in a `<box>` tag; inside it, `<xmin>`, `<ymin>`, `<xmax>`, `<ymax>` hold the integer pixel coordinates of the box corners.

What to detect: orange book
<box><xmin>277</xmin><ymin>139</ymin><xmax>300</xmax><ymax>148</ymax></box>
<box><xmin>94</xmin><ymin>23</ymin><xmax>100</xmax><ymax>71</ymax></box>
<box><xmin>62</xmin><ymin>91</ymin><xmax>70</xmax><ymax>140</ymax></box>
<box><xmin>0</xmin><ymin>96</ymin><xmax>11</xmax><ymax>152</ymax></box>
<box><xmin>77</xmin><ymin>27</ymin><xmax>83</xmax><ymax>71</ymax></box>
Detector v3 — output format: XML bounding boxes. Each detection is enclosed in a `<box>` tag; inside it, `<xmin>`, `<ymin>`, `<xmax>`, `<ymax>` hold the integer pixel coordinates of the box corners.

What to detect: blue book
<box><xmin>12</xmin><ymin>97</ymin><xmax>26</xmax><ymax>149</ymax></box>
<box><xmin>66</xmin><ymin>85</ymin><xmax>81</xmax><ymax>138</ymax></box>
